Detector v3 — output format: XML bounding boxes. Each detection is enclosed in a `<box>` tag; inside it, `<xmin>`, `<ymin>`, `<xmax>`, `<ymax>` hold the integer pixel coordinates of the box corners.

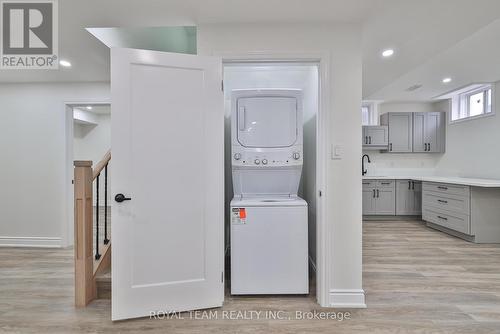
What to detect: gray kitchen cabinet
<box><xmin>422</xmin><ymin>182</ymin><xmax>471</xmax><ymax>235</ymax></box>
<box><xmin>413</xmin><ymin>112</ymin><xmax>445</xmax><ymax>153</ymax></box>
<box><xmin>362</xmin><ymin>126</ymin><xmax>388</xmax><ymax>149</ymax></box>
<box><xmin>363</xmin><ymin>180</ymin><xmax>396</xmax><ymax>215</ymax></box>
<box><xmin>421</xmin><ymin>181</ymin><xmax>500</xmax><ymax>243</ymax></box>
<box><xmin>362</xmin><ymin>183</ymin><xmax>377</xmax><ymax>215</ymax></box>
<box><xmin>380</xmin><ymin>112</ymin><xmax>413</xmax><ymax>153</ymax></box>
<box><xmin>396</xmin><ymin>180</ymin><xmax>422</xmax><ymax>215</ymax></box>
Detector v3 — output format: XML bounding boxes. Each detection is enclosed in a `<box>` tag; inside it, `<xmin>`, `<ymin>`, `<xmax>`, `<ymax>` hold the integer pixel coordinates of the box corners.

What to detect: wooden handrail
<box><xmin>93</xmin><ymin>149</ymin><xmax>111</xmax><ymax>180</ymax></box>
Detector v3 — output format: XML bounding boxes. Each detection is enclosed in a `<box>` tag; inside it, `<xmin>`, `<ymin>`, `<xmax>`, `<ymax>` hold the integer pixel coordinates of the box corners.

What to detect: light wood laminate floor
<box><xmin>1</xmin><ymin>221</ymin><xmax>500</xmax><ymax>333</ymax></box>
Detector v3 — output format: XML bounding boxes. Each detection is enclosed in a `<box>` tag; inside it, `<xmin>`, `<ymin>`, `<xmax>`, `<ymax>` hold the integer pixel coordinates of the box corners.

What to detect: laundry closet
<box><xmin>223</xmin><ymin>63</ymin><xmax>319</xmax><ymax>295</ymax></box>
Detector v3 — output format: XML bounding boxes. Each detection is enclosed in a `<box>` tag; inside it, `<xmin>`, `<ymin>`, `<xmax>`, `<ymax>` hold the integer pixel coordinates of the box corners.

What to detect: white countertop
<box><xmin>362</xmin><ymin>175</ymin><xmax>500</xmax><ymax>187</ymax></box>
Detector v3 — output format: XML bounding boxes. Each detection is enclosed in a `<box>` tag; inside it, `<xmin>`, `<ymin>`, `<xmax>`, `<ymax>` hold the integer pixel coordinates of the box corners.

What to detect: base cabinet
<box><xmin>396</xmin><ymin>180</ymin><xmax>422</xmax><ymax>215</ymax></box>
<box><xmin>422</xmin><ymin>182</ymin><xmax>471</xmax><ymax>235</ymax></box>
<box><xmin>362</xmin><ymin>180</ymin><xmax>395</xmax><ymax>215</ymax></box>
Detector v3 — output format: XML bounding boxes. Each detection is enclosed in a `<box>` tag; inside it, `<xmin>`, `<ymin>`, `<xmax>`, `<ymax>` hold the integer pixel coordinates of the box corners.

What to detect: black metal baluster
<box><xmin>104</xmin><ymin>164</ymin><xmax>109</xmax><ymax>245</ymax></box>
<box><xmin>95</xmin><ymin>174</ymin><xmax>101</xmax><ymax>260</ymax></box>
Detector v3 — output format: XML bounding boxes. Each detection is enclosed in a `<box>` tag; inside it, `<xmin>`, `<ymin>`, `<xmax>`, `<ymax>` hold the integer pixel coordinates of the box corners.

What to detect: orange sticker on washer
<box><xmin>239</xmin><ymin>208</ymin><xmax>246</xmax><ymax>219</ymax></box>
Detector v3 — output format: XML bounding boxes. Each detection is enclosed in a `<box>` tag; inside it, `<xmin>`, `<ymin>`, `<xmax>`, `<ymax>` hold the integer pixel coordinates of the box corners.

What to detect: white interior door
<box><xmin>111</xmin><ymin>48</ymin><xmax>224</xmax><ymax>321</ymax></box>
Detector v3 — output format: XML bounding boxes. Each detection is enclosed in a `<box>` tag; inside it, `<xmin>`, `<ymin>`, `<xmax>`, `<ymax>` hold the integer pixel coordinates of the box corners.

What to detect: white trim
<box><xmin>449</xmin><ymin>109</ymin><xmax>496</xmax><ymax>125</ymax></box>
<box><xmin>63</xmin><ymin>100</ymin><xmax>111</xmax><ymax>248</ymax></box>
<box><xmin>329</xmin><ymin>289</ymin><xmax>367</xmax><ymax>308</ymax></box>
<box><xmin>0</xmin><ymin>236</ymin><xmax>62</xmax><ymax>248</ymax></box>
<box><xmin>216</xmin><ymin>50</ymin><xmax>330</xmax><ymax>307</ymax></box>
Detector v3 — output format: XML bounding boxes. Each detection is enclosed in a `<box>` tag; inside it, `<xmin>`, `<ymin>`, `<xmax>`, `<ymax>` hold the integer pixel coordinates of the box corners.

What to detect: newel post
<box><xmin>74</xmin><ymin>160</ymin><xmax>96</xmax><ymax>306</ymax></box>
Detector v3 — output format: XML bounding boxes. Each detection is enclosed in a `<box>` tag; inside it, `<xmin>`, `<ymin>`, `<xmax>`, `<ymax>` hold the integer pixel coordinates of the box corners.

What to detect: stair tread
<box><xmin>95</xmin><ymin>268</ymin><xmax>111</xmax><ymax>282</ymax></box>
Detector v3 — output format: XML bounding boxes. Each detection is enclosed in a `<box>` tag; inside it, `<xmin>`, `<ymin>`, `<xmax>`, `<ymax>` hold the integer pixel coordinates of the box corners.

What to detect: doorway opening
<box><xmin>222</xmin><ymin>62</ymin><xmax>320</xmax><ymax>302</ymax></box>
<box><xmin>64</xmin><ymin>103</ymin><xmax>111</xmax><ymax>248</ymax></box>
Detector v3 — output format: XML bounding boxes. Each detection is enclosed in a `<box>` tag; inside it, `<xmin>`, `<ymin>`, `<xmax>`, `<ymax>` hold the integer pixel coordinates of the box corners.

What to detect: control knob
<box><xmin>234</xmin><ymin>153</ymin><xmax>241</xmax><ymax>160</ymax></box>
<box><xmin>262</xmin><ymin>159</ymin><xmax>268</xmax><ymax>165</ymax></box>
<box><xmin>293</xmin><ymin>152</ymin><xmax>301</xmax><ymax>160</ymax></box>
<box><xmin>254</xmin><ymin>159</ymin><xmax>260</xmax><ymax>165</ymax></box>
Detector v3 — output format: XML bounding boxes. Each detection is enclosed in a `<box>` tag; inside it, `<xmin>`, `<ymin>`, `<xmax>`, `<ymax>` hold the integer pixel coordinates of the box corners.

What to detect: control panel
<box><xmin>232</xmin><ymin>147</ymin><xmax>303</xmax><ymax>167</ymax></box>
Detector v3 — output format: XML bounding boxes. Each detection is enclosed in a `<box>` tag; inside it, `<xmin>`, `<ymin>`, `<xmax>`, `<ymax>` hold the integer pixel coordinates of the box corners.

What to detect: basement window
<box><xmin>450</xmin><ymin>84</ymin><xmax>494</xmax><ymax>123</ymax></box>
<box><xmin>361</xmin><ymin>102</ymin><xmax>377</xmax><ymax>125</ymax></box>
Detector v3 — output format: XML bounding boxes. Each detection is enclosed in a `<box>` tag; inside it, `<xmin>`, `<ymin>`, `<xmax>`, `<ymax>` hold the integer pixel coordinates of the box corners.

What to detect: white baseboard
<box><xmin>0</xmin><ymin>236</ymin><xmax>62</xmax><ymax>248</ymax></box>
<box><xmin>329</xmin><ymin>289</ymin><xmax>366</xmax><ymax>308</ymax></box>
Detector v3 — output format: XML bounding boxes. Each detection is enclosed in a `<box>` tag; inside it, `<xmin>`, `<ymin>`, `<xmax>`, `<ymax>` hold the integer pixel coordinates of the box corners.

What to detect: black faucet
<box><xmin>362</xmin><ymin>154</ymin><xmax>371</xmax><ymax>176</ymax></box>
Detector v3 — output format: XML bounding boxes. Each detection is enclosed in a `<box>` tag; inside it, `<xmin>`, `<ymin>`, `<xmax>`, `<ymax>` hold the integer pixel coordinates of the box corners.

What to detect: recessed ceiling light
<box><xmin>382</xmin><ymin>49</ymin><xmax>394</xmax><ymax>57</ymax></box>
<box><xmin>59</xmin><ymin>60</ymin><xmax>71</xmax><ymax>67</ymax></box>
<box><xmin>86</xmin><ymin>106</ymin><xmax>92</xmax><ymax>110</ymax></box>
<box><xmin>442</xmin><ymin>77</ymin><xmax>452</xmax><ymax>83</ymax></box>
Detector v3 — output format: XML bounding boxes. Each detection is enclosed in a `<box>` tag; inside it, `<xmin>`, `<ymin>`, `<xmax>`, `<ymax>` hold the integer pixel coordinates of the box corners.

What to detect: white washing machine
<box><xmin>230</xmin><ymin>89</ymin><xmax>309</xmax><ymax>295</ymax></box>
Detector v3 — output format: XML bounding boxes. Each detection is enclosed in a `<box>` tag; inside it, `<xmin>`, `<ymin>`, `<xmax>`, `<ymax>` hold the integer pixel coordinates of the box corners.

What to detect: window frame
<box><xmin>450</xmin><ymin>84</ymin><xmax>495</xmax><ymax>124</ymax></box>
<box><xmin>361</xmin><ymin>101</ymin><xmax>378</xmax><ymax>126</ymax></box>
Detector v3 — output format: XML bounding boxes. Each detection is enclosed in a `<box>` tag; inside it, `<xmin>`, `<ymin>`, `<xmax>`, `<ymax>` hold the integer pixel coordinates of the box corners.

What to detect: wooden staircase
<box><xmin>96</xmin><ymin>268</ymin><xmax>111</xmax><ymax>299</ymax></box>
<box><xmin>74</xmin><ymin>150</ymin><xmax>112</xmax><ymax>306</ymax></box>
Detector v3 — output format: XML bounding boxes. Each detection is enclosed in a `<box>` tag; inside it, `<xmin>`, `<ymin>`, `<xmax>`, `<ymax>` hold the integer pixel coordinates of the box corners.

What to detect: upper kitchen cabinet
<box><xmin>413</xmin><ymin>112</ymin><xmax>445</xmax><ymax>153</ymax></box>
<box><xmin>380</xmin><ymin>112</ymin><xmax>413</xmax><ymax>153</ymax></box>
<box><xmin>362</xmin><ymin>125</ymin><xmax>388</xmax><ymax>149</ymax></box>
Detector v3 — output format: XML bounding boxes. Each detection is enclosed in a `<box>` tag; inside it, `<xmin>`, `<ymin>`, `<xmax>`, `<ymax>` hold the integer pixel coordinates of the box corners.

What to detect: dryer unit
<box><xmin>230</xmin><ymin>89</ymin><xmax>308</xmax><ymax>295</ymax></box>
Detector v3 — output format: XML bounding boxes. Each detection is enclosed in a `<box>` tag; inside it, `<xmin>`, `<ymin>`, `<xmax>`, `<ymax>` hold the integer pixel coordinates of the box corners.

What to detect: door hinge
<box><xmin>221</xmin><ymin>80</ymin><xmax>224</xmax><ymax>92</ymax></box>
<box><xmin>221</xmin><ymin>271</ymin><xmax>224</xmax><ymax>283</ymax></box>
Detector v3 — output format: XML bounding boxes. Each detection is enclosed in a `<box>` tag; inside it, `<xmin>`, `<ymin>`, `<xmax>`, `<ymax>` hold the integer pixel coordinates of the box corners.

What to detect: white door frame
<box><xmin>63</xmin><ymin>100</ymin><xmax>110</xmax><ymax>248</ymax></box>
<box><xmin>217</xmin><ymin>51</ymin><xmax>330</xmax><ymax>306</ymax></box>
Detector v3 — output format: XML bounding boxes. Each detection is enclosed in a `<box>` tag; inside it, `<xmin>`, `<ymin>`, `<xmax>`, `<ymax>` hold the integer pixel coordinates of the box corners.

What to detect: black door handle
<box><xmin>115</xmin><ymin>193</ymin><xmax>131</xmax><ymax>203</ymax></box>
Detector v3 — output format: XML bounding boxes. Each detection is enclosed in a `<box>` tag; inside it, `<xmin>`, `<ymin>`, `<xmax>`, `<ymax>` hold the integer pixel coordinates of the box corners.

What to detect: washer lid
<box><xmin>231</xmin><ymin>196</ymin><xmax>307</xmax><ymax>207</ymax></box>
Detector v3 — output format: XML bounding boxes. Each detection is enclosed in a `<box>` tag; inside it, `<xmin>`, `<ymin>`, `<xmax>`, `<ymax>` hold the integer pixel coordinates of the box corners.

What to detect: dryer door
<box><xmin>237</xmin><ymin>96</ymin><xmax>297</xmax><ymax>148</ymax></box>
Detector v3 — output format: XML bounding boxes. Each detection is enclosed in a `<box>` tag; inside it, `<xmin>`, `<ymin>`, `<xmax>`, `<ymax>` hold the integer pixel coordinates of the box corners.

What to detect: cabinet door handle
<box><xmin>412</xmin><ymin>181</ymin><xmax>415</xmax><ymax>190</ymax></box>
<box><xmin>381</xmin><ymin>182</ymin><xmax>391</xmax><ymax>185</ymax></box>
<box><xmin>408</xmin><ymin>181</ymin><xmax>411</xmax><ymax>189</ymax></box>
<box><xmin>389</xmin><ymin>143</ymin><xmax>393</xmax><ymax>151</ymax></box>
<box><xmin>428</xmin><ymin>143</ymin><xmax>431</xmax><ymax>151</ymax></box>
<box><xmin>376</xmin><ymin>189</ymin><xmax>379</xmax><ymax>198</ymax></box>
<box><xmin>369</xmin><ymin>136</ymin><xmax>372</xmax><ymax>144</ymax></box>
<box><xmin>373</xmin><ymin>189</ymin><xmax>376</xmax><ymax>198</ymax></box>
<box><xmin>438</xmin><ymin>186</ymin><xmax>448</xmax><ymax>190</ymax></box>
<box><xmin>437</xmin><ymin>199</ymin><xmax>448</xmax><ymax>204</ymax></box>
<box><xmin>437</xmin><ymin>215</ymin><xmax>448</xmax><ymax>221</ymax></box>
<box><xmin>365</xmin><ymin>136</ymin><xmax>368</xmax><ymax>144</ymax></box>
<box><xmin>363</xmin><ymin>182</ymin><xmax>370</xmax><ymax>185</ymax></box>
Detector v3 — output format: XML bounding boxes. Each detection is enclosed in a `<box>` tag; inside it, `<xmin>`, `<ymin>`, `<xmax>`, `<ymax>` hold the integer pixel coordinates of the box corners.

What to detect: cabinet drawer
<box><xmin>423</xmin><ymin>182</ymin><xmax>470</xmax><ymax>197</ymax></box>
<box><xmin>422</xmin><ymin>192</ymin><xmax>470</xmax><ymax>216</ymax></box>
<box><xmin>377</xmin><ymin>180</ymin><xmax>395</xmax><ymax>188</ymax></box>
<box><xmin>362</xmin><ymin>180</ymin><xmax>376</xmax><ymax>188</ymax></box>
<box><xmin>423</xmin><ymin>208</ymin><xmax>471</xmax><ymax>235</ymax></box>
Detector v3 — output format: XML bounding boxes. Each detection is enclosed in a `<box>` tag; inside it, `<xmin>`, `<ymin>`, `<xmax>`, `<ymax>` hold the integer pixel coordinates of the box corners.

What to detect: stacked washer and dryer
<box><xmin>230</xmin><ymin>89</ymin><xmax>309</xmax><ymax>295</ymax></box>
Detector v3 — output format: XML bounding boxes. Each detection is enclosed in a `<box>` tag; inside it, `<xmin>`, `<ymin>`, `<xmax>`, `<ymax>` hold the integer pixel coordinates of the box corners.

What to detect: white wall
<box><xmin>363</xmin><ymin>101</ymin><xmax>442</xmax><ymax>176</ymax></box>
<box><xmin>434</xmin><ymin>81</ymin><xmax>500</xmax><ymax>178</ymax></box>
<box><xmin>199</xmin><ymin>22</ymin><xmax>364</xmax><ymax>307</ymax></box>
<box><xmin>222</xmin><ymin>64</ymin><xmax>319</xmax><ymax>264</ymax></box>
<box><xmin>74</xmin><ymin>113</ymin><xmax>111</xmax><ymax>165</ymax></box>
<box><xmin>0</xmin><ymin>83</ymin><xmax>110</xmax><ymax>247</ymax></box>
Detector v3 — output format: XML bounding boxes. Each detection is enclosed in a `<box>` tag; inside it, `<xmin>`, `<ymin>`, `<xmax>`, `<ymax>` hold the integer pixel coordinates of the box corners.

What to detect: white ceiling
<box><xmin>1</xmin><ymin>0</ymin><xmax>500</xmax><ymax>102</ymax></box>
<box><xmin>363</xmin><ymin>0</ymin><xmax>500</xmax><ymax>101</ymax></box>
<box><xmin>0</xmin><ymin>0</ymin><xmax>392</xmax><ymax>83</ymax></box>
